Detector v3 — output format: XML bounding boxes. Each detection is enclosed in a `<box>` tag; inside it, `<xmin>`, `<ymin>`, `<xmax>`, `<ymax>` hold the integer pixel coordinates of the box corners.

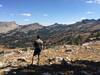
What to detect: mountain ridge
<box><xmin>0</xmin><ymin>19</ymin><xmax>100</xmax><ymax>48</ymax></box>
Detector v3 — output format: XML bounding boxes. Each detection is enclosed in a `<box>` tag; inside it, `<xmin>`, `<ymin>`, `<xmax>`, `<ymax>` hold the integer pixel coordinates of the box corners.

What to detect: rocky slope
<box><xmin>0</xmin><ymin>21</ymin><xmax>18</xmax><ymax>33</ymax></box>
<box><xmin>0</xmin><ymin>41</ymin><xmax>99</xmax><ymax>75</ymax></box>
<box><xmin>19</xmin><ymin>23</ymin><xmax>44</xmax><ymax>32</ymax></box>
<box><xmin>0</xmin><ymin>21</ymin><xmax>44</xmax><ymax>34</ymax></box>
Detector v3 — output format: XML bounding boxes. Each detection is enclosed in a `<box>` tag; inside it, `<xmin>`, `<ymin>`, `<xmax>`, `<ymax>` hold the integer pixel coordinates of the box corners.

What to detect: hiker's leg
<box><xmin>31</xmin><ymin>54</ymin><xmax>34</xmax><ymax>65</ymax></box>
<box><xmin>37</xmin><ymin>54</ymin><xmax>40</xmax><ymax>65</ymax></box>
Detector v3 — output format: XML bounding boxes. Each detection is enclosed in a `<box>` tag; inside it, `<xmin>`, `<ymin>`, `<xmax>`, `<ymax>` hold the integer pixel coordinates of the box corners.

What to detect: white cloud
<box><xmin>86</xmin><ymin>0</ymin><xmax>94</xmax><ymax>3</ymax></box>
<box><xmin>0</xmin><ymin>4</ymin><xmax>3</xmax><ymax>7</ymax></box>
<box><xmin>24</xmin><ymin>19</ymin><xmax>30</xmax><ymax>21</ymax></box>
<box><xmin>86</xmin><ymin>11</ymin><xmax>93</xmax><ymax>14</ymax></box>
<box><xmin>94</xmin><ymin>0</ymin><xmax>100</xmax><ymax>4</ymax></box>
<box><xmin>43</xmin><ymin>14</ymin><xmax>48</xmax><ymax>17</ymax></box>
<box><xmin>86</xmin><ymin>0</ymin><xmax>100</xmax><ymax>4</ymax></box>
<box><xmin>80</xmin><ymin>17</ymin><xmax>86</xmax><ymax>20</ymax></box>
<box><xmin>20</xmin><ymin>13</ymin><xmax>32</xmax><ymax>17</ymax></box>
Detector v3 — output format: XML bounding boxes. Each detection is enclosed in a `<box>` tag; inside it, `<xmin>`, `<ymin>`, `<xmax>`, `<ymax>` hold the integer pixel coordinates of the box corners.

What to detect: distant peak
<box><xmin>33</xmin><ymin>23</ymin><xmax>40</xmax><ymax>25</ymax></box>
<box><xmin>54</xmin><ymin>23</ymin><xmax>59</xmax><ymax>25</ymax></box>
<box><xmin>51</xmin><ymin>23</ymin><xmax>66</xmax><ymax>26</ymax></box>
<box><xmin>81</xmin><ymin>19</ymin><xmax>96</xmax><ymax>23</ymax></box>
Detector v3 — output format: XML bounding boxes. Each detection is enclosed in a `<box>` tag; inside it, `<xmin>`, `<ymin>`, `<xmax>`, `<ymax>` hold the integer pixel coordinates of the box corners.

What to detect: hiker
<box><xmin>31</xmin><ymin>35</ymin><xmax>43</xmax><ymax>65</ymax></box>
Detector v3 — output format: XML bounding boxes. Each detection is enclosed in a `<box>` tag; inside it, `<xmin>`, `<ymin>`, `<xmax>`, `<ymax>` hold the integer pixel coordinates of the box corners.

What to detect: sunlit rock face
<box><xmin>0</xmin><ymin>21</ymin><xmax>18</xmax><ymax>33</ymax></box>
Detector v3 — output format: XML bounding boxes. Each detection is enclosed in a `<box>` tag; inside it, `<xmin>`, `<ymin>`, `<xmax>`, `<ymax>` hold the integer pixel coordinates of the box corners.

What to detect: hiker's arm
<box><xmin>42</xmin><ymin>44</ymin><xmax>44</xmax><ymax>50</ymax></box>
<box><xmin>41</xmin><ymin>41</ymin><xmax>44</xmax><ymax>50</ymax></box>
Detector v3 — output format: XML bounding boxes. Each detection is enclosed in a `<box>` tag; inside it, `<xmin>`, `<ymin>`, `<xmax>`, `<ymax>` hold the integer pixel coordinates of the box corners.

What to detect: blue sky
<box><xmin>0</xmin><ymin>0</ymin><xmax>100</xmax><ymax>25</ymax></box>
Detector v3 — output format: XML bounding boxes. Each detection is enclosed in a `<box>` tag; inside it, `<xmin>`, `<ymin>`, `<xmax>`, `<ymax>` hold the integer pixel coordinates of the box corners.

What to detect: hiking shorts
<box><xmin>33</xmin><ymin>48</ymin><xmax>41</xmax><ymax>56</ymax></box>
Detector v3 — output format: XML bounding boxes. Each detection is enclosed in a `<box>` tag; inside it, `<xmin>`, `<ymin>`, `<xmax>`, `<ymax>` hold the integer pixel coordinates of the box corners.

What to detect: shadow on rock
<box><xmin>5</xmin><ymin>60</ymin><xmax>100</xmax><ymax>75</ymax></box>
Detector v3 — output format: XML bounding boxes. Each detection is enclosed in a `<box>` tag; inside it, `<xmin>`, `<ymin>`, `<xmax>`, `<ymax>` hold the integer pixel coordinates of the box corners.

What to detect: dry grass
<box><xmin>0</xmin><ymin>43</ymin><xmax>100</xmax><ymax>65</ymax></box>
